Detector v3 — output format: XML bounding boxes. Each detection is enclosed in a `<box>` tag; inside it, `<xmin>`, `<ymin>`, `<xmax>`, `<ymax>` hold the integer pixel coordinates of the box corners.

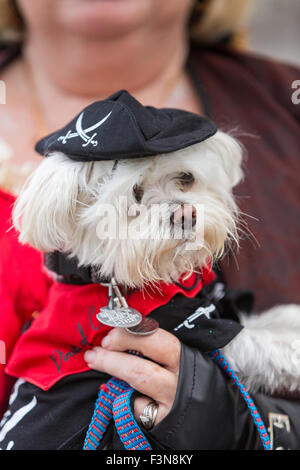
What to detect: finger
<box><xmin>134</xmin><ymin>395</ymin><xmax>170</xmax><ymax>426</ymax></box>
<box><xmin>101</xmin><ymin>327</ymin><xmax>181</xmax><ymax>373</ymax></box>
<box><xmin>84</xmin><ymin>347</ymin><xmax>178</xmax><ymax>404</ymax></box>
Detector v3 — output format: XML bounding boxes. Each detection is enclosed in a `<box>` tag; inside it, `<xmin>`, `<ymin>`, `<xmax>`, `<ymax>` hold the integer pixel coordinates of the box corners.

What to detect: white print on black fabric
<box><xmin>0</xmin><ymin>379</ymin><xmax>37</xmax><ymax>450</ymax></box>
<box><xmin>0</xmin><ymin>379</ymin><xmax>25</xmax><ymax>431</ymax></box>
<box><xmin>58</xmin><ymin>111</ymin><xmax>112</xmax><ymax>148</ymax></box>
<box><xmin>0</xmin><ymin>441</ymin><xmax>14</xmax><ymax>450</ymax></box>
<box><xmin>207</xmin><ymin>282</ymin><xmax>225</xmax><ymax>302</ymax></box>
<box><xmin>174</xmin><ymin>304</ymin><xmax>216</xmax><ymax>331</ymax></box>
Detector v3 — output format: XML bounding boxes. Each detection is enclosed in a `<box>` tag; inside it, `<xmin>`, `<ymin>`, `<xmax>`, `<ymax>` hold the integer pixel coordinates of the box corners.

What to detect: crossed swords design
<box><xmin>57</xmin><ymin>110</ymin><xmax>113</xmax><ymax>148</ymax></box>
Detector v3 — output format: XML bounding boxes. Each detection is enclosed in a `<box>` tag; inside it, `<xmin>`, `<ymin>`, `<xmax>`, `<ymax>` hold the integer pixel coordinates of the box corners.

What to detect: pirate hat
<box><xmin>35</xmin><ymin>90</ymin><xmax>217</xmax><ymax>161</ymax></box>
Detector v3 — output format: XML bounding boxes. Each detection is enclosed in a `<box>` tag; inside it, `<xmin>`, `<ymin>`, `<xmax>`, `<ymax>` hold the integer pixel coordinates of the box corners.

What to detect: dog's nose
<box><xmin>171</xmin><ymin>204</ymin><xmax>197</xmax><ymax>228</ymax></box>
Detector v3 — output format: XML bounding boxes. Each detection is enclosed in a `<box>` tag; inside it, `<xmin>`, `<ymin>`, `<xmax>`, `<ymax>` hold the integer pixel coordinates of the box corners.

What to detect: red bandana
<box><xmin>6</xmin><ymin>267</ymin><xmax>215</xmax><ymax>391</ymax></box>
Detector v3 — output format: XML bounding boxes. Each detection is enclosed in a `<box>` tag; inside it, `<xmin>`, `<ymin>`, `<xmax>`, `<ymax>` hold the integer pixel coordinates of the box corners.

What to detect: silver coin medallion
<box><xmin>126</xmin><ymin>317</ymin><xmax>159</xmax><ymax>336</ymax></box>
<box><xmin>97</xmin><ymin>307</ymin><xmax>142</xmax><ymax>328</ymax></box>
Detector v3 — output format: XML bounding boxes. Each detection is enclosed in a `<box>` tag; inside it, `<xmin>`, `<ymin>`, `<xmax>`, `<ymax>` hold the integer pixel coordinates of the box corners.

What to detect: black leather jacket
<box><xmin>147</xmin><ymin>343</ymin><xmax>300</xmax><ymax>450</ymax></box>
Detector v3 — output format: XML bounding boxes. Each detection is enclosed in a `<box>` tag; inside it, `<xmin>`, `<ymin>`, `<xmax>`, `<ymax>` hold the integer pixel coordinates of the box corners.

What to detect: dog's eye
<box><xmin>176</xmin><ymin>172</ymin><xmax>195</xmax><ymax>190</ymax></box>
<box><xmin>133</xmin><ymin>184</ymin><xmax>144</xmax><ymax>203</ymax></box>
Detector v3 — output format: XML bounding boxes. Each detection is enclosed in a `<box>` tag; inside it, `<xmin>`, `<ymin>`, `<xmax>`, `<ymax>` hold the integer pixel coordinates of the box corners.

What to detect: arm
<box><xmin>147</xmin><ymin>343</ymin><xmax>263</xmax><ymax>450</ymax></box>
<box><xmin>85</xmin><ymin>328</ymin><xmax>300</xmax><ymax>450</ymax></box>
<box><xmin>0</xmin><ymin>190</ymin><xmax>52</xmax><ymax>417</ymax></box>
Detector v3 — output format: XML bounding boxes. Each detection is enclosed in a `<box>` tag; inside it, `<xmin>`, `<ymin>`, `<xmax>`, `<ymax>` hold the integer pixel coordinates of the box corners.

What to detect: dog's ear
<box><xmin>212</xmin><ymin>131</ymin><xmax>244</xmax><ymax>188</ymax></box>
<box><xmin>13</xmin><ymin>153</ymin><xmax>86</xmax><ymax>252</ymax></box>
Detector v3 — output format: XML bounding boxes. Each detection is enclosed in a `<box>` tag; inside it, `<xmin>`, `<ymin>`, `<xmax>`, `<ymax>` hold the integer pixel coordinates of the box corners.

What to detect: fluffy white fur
<box><xmin>13</xmin><ymin>130</ymin><xmax>300</xmax><ymax>395</ymax></box>
<box><xmin>13</xmin><ymin>131</ymin><xmax>242</xmax><ymax>287</ymax></box>
<box><xmin>222</xmin><ymin>305</ymin><xmax>300</xmax><ymax>395</ymax></box>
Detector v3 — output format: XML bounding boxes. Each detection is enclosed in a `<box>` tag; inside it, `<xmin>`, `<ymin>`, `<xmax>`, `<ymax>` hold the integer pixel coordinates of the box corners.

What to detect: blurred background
<box><xmin>250</xmin><ymin>0</ymin><xmax>300</xmax><ymax>66</ymax></box>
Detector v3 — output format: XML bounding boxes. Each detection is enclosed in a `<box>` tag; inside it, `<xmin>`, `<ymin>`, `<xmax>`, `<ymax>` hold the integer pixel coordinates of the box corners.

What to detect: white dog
<box><xmin>13</xmin><ymin>121</ymin><xmax>300</xmax><ymax>396</ymax></box>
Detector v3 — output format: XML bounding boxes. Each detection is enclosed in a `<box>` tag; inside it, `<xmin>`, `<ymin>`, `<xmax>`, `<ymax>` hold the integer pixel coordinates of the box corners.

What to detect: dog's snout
<box><xmin>171</xmin><ymin>204</ymin><xmax>197</xmax><ymax>228</ymax></box>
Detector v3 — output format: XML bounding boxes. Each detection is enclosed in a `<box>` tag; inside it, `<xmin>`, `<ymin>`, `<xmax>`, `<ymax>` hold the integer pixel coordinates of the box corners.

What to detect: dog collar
<box><xmin>44</xmin><ymin>252</ymin><xmax>207</xmax><ymax>292</ymax></box>
<box><xmin>44</xmin><ymin>251</ymin><xmax>111</xmax><ymax>285</ymax></box>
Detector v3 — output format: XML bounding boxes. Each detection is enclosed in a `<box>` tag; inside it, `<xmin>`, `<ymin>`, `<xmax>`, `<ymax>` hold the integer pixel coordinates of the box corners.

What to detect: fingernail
<box><xmin>101</xmin><ymin>336</ymin><xmax>110</xmax><ymax>348</ymax></box>
<box><xmin>84</xmin><ymin>350</ymin><xmax>96</xmax><ymax>363</ymax></box>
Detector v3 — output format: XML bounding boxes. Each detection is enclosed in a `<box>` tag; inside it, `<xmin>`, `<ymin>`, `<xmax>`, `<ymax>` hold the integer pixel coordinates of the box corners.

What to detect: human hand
<box><xmin>84</xmin><ymin>327</ymin><xmax>181</xmax><ymax>427</ymax></box>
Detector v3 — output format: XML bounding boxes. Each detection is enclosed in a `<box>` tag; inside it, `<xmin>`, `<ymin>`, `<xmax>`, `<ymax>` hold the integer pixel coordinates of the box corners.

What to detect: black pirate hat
<box><xmin>35</xmin><ymin>90</ymin><xmax>217</xmax><ymax>161</ymax></box>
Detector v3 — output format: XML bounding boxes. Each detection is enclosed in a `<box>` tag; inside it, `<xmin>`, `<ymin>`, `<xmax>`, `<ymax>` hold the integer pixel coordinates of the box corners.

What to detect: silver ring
<box><xmin>139</xmin><ymin>401</ymin><xmax>158</xmax><ymax>430</ymax></box>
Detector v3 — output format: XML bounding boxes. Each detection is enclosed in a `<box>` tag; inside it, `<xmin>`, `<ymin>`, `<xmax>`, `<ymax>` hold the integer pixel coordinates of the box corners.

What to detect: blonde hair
<box><xmin>190</xmin><ymin>0</ymin><xmax>253</xmax><ymax>45</ymax></box>
<box><xmin>0</xmin><ymin>0</ymin><xmax>253</xmax><ymax>45</ymax></box>
<box><xmin>0</xmin><ymin>0</ymin><xmax>23</xmax><ymax>42</ymax></box>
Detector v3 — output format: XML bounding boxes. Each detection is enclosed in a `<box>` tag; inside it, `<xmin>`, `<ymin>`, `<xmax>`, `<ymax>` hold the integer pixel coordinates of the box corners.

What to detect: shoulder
<box><xmin>190</xmin><ymin>43</ymin><xmax>300</xmax><ymax>77</ymax></box>
<box><xmin>0</xmin><ymin>187</ymin><xmax>15</xmax><ymax>203</ymax></box>
<box><xmin>0</xmin><ymin>187</ymin><xmax>51</xmax><ymax>320</ymax></box>
<box><xmin>0</xmin><ymin>188</ymin><xmax>15</xmax><ymax>235</ymax></box>
<box><xmin>189</xmin><ymin>43</ymin><xmax>300</xmax><ymax>123</ymax></box>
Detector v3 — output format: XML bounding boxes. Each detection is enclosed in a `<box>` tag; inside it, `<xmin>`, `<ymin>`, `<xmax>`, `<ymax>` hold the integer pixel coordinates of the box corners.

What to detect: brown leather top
<box><xmin>1</xmin><ymin>42</ymin><xmax>299</xmax><ymax>311</ymax></box>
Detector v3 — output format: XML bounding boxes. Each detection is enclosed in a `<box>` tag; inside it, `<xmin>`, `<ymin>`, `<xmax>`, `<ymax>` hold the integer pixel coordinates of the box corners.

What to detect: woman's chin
<box><xmin>61</xmin><ymin>0</ymin><xmax>151</xmax><ymax>38</ymax></box>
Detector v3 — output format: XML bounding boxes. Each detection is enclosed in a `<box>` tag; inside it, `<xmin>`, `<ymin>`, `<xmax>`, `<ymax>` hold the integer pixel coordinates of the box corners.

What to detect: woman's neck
<box><xmin>20</xmin><ymin>24</ymin><xmax>198</xmax><ymax>133</ymax></box>
<box><xmin>24</xmin><ymin>24</ymin><xmax>190</xmax><ymax>106</ymax></box>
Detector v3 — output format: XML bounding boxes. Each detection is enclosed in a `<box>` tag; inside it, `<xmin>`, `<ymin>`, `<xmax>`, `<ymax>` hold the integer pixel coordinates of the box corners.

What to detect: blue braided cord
<box><xmin>83</xmin><ymin>376</ymin><xmax>152</xmax><ymax>450</ymax></box>
<box><xmin>113</xmin><ymin>388</ymin><xmax>152</xmax><ymax>450</ymax></box>
<box><xmin>83</xmin><ymin>377</ymin><xmax>129</xmax><ymax>450</ymax></box>
<box><xmin>209</xmin><ymin>349</ymin><xmax>272</xmax><ymax>450</ymax></box>
<box><xmin>84</xmin><ymin>349</ymin><xmax>151</xmax><ymax>451</ymax></box>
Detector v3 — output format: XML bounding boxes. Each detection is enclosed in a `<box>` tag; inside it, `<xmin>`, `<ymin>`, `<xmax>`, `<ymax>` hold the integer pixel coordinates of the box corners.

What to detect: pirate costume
<box><xmin>2</xmin><ymin>91</ymin><xmax>247</xmax><ymax>449</ymax></box>
<box><xmin>0</xmin><ymin>48</ymin><xmax>300</xmax><ymax>449</ymax></box>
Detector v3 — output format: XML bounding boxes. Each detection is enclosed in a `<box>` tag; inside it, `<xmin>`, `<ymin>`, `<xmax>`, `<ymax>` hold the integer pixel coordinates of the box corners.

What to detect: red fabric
<box><xmin>0</xmin><ymin>190</ymin><xmax>52</xmax><ymax>416</ymax></box>
<box><xmin>0</xmin><ymin>189</ymin><xmax>215</xmax><ymax>400</ymax></box>
<box><xmin>6</xmin><ymin>269</ymin><xmax>214</xmax><ymax>391</ymax></box>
